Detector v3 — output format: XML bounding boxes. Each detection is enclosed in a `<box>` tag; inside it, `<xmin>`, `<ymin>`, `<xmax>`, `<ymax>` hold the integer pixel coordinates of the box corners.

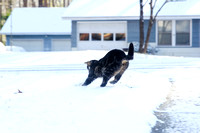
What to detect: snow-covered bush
<box><xmin>6</xmin><ymin>46</ymin><xmax>26</xmax><ymax>52</ymax></box>
<box><xmin>131</xmin><ymin>42</ymin><xmax>159</xmax><ymax>54</ymax></box>
<box><xmin>0</xmin><ymin>42</ymin><xmax>26</xmax><ymax>52</ymax></box>
<box><xmin>0</xmin><ymin>42</ymin><xmax>6</xmax><ymax>52</ymax></box>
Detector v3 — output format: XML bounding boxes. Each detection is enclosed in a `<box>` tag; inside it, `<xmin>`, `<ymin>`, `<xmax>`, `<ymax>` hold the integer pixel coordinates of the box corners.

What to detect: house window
<box><xmin>116</xmin><ymin>33</ymin><xmax>126</xmax><ymax>41</ymax></box>
<box><xmin>80</xmin><ymin>33</ymin><xmax>89</xmax><ymax>41</ymax></box>
<box><xmin>158</xmin><ymin>20</ymin><xmax>191</xmax><ymax>46</ymax></box>
<box><xmin>104</xmin><ymin>33</ymin><xmax>113</xmax><ymax>41</ymax></box>
<box><xmin>92</xmin><ymin>33</ymin><xmax>101</xmax><ymax>41</ymax></box>
<box><xmin>176</xmin><ymin>20</ymin><xmax>190</xmax><ymax>46</ymax></box>
<box><xmin>158</xmin><ymin>20</ymin><xmax>172</xmax><ymax>45</ymax></box>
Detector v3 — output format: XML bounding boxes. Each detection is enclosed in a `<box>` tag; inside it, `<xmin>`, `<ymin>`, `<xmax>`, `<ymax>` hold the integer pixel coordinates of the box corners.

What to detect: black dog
<box><xmin>82</xmin><ymin>43</ymin><xmax>134</xmax><ymax>87</ymax></box>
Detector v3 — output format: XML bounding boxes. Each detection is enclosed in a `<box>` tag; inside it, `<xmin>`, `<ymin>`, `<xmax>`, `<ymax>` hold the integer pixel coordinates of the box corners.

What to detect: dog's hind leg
<box><xmin>110</xmin><ymin>73</ymin><xmax>122</xmax><ymax>84</ymax></box>
<box><xmin>110</xmin><ymin>61</ymin><xmax>129</xmax><ymax>84</ymax></box>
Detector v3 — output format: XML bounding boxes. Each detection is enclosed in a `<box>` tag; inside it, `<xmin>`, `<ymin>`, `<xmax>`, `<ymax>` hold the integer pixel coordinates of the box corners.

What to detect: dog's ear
<box><xmin>84</xmin><ymin>61</ymin><xmax>92</xmax><ymax>66</ymax></box>
<box><xmin>85</xmin><ymin>61</ymin><xmax>92</xmax><ymax>70</ymax></box>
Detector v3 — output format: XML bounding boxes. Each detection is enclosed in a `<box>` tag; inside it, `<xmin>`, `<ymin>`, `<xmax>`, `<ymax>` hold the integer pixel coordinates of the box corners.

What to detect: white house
<box><xmin>0</xmin><ymin>8</ymin><xmax>71</xmax><ymax>51</ymax></box>
<box><xmin>62</xmin><ymin>0</ymin><xmax>200</xmax><ymax>57</ymax></box>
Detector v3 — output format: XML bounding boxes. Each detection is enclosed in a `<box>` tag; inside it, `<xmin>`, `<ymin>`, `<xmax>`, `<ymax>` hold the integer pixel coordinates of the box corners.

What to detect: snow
<box><xmin>0</xmin><ymin>42</ymin><xmax>6</xmax><ymax>52</ymax></box>
<box><xmin>0</xmin><ymin>8</ymin><xmax>71</xmax><ymax>35</ymax></box>
<box><xmin>6</xmin><ymin>46</ymin><xmax>26</xmax><ymax>52</ymax></box>
<box><xmin>63</xmin><ymin>0</ymin><xmax>200</xmax><ymax>19</ymax></box>
<box><xmin>0</xmin><ymin>44</ymin><xmax>26</xmax><ymax>52</ymax></box>
<box><xmin>153</xmin><ymin>66</ymin><xmax>200</xmax><ymax>132</ymax></box>
<box><xmin>0</xmin><ymin>51</ymin><xmax>200</xmax><ymax>133</ymax></box>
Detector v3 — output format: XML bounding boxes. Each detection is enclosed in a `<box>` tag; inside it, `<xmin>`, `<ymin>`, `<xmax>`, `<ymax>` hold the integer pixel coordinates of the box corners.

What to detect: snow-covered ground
<box><xmin>153</xmin><ymin>63</ymin><xmax>200</xmax><ymax>132</ymax></box>
<box><xmin>0</xmin><ymin>51</ymin><xmax>200</xmax><ymax>133</ymax></box>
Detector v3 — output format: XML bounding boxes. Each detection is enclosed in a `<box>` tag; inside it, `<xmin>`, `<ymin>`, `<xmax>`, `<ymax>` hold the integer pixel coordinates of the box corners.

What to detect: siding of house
<box><xmin>71</xmin><ymin>21</ymin><xmax>77</xmax><ymax>48</ymax></box>
<box><xmin>6</xmin><ymin>35</ymin><xmax>71</xmax><ymax>51</ymax></box>
<box><xmin>127</xmin><ymin>20</ymin><xmax>156</xmax><ymax>43</ymax></box>
<box><xmin>127</xmin><ymin>20</ymin><xmax>139</xmax><ymax>42</ymax></box>
<box><xmin>192</xmin><ymin>19</ymin><xmax>200</xmax><ymax>47</ymax></box>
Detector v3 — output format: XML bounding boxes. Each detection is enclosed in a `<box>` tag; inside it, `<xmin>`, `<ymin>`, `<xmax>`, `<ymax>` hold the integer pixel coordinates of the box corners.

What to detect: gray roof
<box><xmin>62</xmin><ymin>0</ymin><xmax>200</xmax><ymax>20</ymax></box>
<box><xmin>0</xmin><ymin>8</ymin><xmax>71</xmax><ymax>35</ymax></box>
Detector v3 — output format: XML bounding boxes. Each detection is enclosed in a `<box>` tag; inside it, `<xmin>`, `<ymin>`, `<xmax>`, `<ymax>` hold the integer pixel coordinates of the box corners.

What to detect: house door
<box><xmin>77</xmin><ymin>21</ymin><xmax>127</xmax><ymax>50</ymax></box>
<box><xmin>12</xmin><ymin>39</ymin><xmax>44</xmax><ymax>51</ymax></box>
<box><xmin>52</xmin><ymin>39</ymin><xmax>71</xmax><ymax>51</ymax></box>
<box><xmin>157</xmin><ymin>20</ymin><xmax>191</xmax><ymax>46</ymax></box>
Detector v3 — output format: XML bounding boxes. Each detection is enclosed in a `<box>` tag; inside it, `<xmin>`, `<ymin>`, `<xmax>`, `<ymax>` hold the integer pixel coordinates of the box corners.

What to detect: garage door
<box><xmin>52</xmin><ymin>39</ymin><xmax>71</xmax><ymax>51</ymax></box>
<box><xmin>77</xmin><ymin>21</ymin><xmax>127</xmax><ymax>50</ymax></box>
<box><xmin>12</xmin><ymin>39</ymin><xmax>44</xmax><ymax>51</ymax></box>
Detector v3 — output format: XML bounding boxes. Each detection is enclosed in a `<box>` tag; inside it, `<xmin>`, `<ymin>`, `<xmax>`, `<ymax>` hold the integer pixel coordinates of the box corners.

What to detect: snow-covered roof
<box><xmin>0</xmin><ymin>8</ymin><xmax>71</xmax><ymax>35</ymax></box>
<box><xmin>62</xmin><ymin>0</ymin><xmax>200</xmax><ymax>20</ymax></box>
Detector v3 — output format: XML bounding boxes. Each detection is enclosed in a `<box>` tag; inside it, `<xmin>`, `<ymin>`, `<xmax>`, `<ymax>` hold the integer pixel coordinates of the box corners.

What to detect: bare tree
<box><xmin>8</xmin><ymin>0</ymin><xmax>12</xmax><ymax>10</ymax></box>
<box><xmin>0</xmin><ymin>0</ymin><xmax>73</xmax><ymax>8</ymax></box>
<box><xmin>139</xmin><ymin>0</ymin><xmax>173</xmax><ymax>53</ymax></box>
<box><xmin>0</xmin><ymin>0</ymin><xmax>2</xmax><ymax>42</ymax></box>
<box><xmin>63</xmin><ymin>0</ymin><xmax>65</xmax><ymax>7</ymax></box>
<box><xmin>39</xmin><ymin>0</ymin><xmax>43</xmax><ymax>7</ymax></box>
<box><xmin>32</xmin><ymin>0</ymin><xmax>36</xmax><ymax>7</ymax></box>
<box><xmin>51</xmin><ymin>0</ymin><xmax>54</xmax><ymax>7</ymax></box>
<box><xmin>139</xmin><ymin>0</ymin><xmax>144</xmax><ymax>53</ymax></box>
<box><xmin>44</xmin><ymin>0</ymin><xmax>47</xmax><ymax>7</ymax></box>
<box><xmin>23</xmin><ymin>0</ymin><xmax>28</xmax><ymax>7</ymax></box>
<box><xmin>19</xmin><ymin>0</ymin><xmax>22</xmax><ymax>7</ymax></box>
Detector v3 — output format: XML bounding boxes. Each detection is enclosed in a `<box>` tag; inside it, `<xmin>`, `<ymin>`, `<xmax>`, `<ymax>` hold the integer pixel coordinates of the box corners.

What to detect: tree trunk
<box><xmin>139</xmin><ymin>0</ymin><xmax>144</xmax><ymax>53</ymax></box>
<box><xmin>144</xmin><ymin>19</ymin><xmax>153</xmax><ymax>53</ymax></box>
<box><xmin>63</xmin><ymin>0</ymin><xmax>65</xmax><ymax>7</ymax></box>
<box><xmin>31</xmin><ymin>0</ymin><xmax>36</xmax><ymax>7</ymax></box>
<box><xmin>23</xmin><ymin>0</ymin><xmax>28</xmax><ymax>7</ymax></box>
<box><xmin>143</xmin><ymin>0</ymin><xmax>154</xmax><ymax>53</ymax></box>
<box><xmin>18</xmin><ymin>0</ymin><xmax>22</xmax><ymax>7</ymax></box>
<box><xmin>0</xmin><ymin>0</ymin><xmax>2</xmax><ymax>42</ymax></box>
<box><xmin>52</xmin><ymin>0</ymin><xmax>55</xmax><ymax>7</ymax></box>
<box><xmin>67</xmin><ymin>0</ymin><xmax>70</xmax><ymax>6</ymax></box>
<box><xmin>39</xmin><ymin>0</ymin><xmax>43</xmax><ymax>7</ymax></box>
<box><xmin>44</xmin><ymin>0</ymin><xmax>47</xmax><ymax>7</ymax></box>
<box><xmin>8</xmin><ymin>0</ymin><xmax>12</xmax><ymax>10</ymax></box>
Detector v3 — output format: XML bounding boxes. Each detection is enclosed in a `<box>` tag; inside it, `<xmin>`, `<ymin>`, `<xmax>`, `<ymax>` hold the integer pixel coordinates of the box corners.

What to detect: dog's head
<box><xmin>85</xmin><ymin>60</ymin><xmax>98</xmax><ymax>70</ymax></box>
<box><xmin>85</xmin><ymin>60</ymin><xmax>99</xmax><ymax>77</ymax></box>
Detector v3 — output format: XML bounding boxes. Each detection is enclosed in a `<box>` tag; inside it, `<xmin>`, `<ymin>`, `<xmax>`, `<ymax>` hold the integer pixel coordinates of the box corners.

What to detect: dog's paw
<box><xmin>110</xmin><ymin>80</ymin><xmax>117</xmax><ymax>84</ymax></box>
<box><xmin>82</xmin><ymin>83</ymin><xmax>87</xmax><ymax>86</ymax></box>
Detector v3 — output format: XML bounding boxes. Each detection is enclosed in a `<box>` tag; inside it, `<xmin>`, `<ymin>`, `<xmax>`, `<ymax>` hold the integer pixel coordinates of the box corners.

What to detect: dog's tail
<box><xmin>126</xmin><ymin>43</ymin><xmax>134</xmax><ymax>60</ymax></box>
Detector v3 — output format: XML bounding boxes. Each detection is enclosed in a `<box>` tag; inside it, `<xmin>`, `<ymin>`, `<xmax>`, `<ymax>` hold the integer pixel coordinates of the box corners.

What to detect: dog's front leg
<box><xmin>82</xmin><ymin>76</ymin><xmax>96</xmax><ymax>86</ymax></box>
<box><xmin>101</xmin><ymin>76</ymin><xmax>111</xmax><ymax>87</ymax></box>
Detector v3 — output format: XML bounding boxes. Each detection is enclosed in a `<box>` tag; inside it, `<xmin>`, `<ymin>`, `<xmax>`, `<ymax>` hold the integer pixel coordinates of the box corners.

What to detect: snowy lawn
<box><xmin>0</xmin><ymin>51</ymin><xmax>200</xmax><ymax>133</ymax></box>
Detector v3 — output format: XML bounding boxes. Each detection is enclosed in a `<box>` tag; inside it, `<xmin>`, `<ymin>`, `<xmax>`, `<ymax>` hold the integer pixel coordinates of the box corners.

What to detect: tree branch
<box><xmin>153</xmin><ymin>0</ymin><xmax>158</xmax><ymax>8</ymax></box>
<box><xmin>153</xmin><ymin>1</ymin><xmax>168</xmax><ymax>21</ymax></box>
<box><xmin>143</xmin><ymin>0</ymin><xmax>149</xmax><ymax>6</ymax></box>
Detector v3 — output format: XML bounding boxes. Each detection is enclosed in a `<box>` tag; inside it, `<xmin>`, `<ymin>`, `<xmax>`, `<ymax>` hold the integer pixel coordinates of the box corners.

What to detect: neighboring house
<box><xmin>62</xmin><ymin>0</ymin><xmax>200</xmax><ymax>57</ymax></box>
<box><xmin>0</xmin><ymin>8</ymin><xmax>71</xmax><ymax>51</ymax></box>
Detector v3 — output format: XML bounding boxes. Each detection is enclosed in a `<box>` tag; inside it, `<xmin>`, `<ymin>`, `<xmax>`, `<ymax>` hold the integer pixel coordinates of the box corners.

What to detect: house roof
<box><xmin>0</xmin><ymin>8</ymin><xmax>71</xmax><ymax>35</ymax></box>
<box><xmin>62</xmin><ymin>0</ymin><xmax>200</xmax><ymax>20</ymax></box>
